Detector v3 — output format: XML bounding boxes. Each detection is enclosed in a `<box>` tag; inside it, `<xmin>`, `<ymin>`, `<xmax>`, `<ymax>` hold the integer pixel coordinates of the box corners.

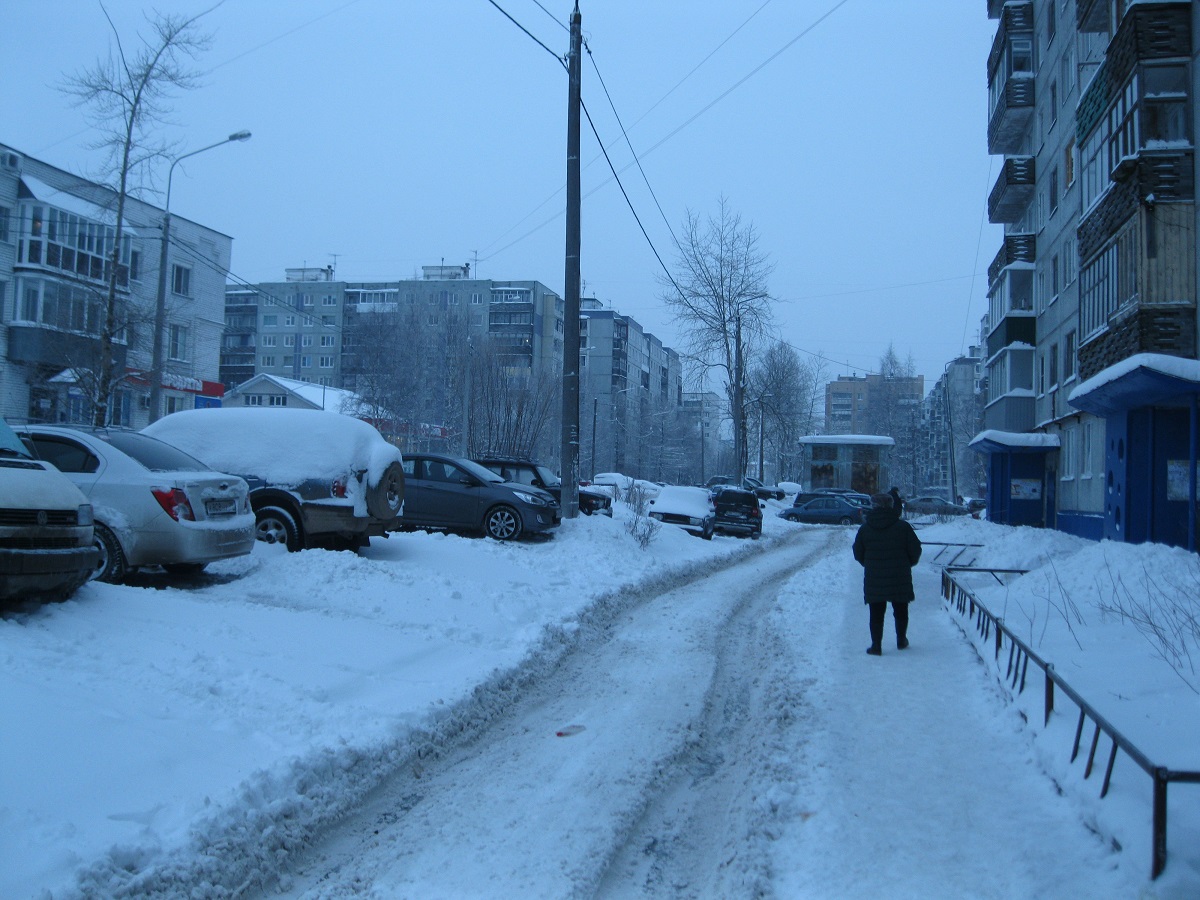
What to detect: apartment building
<box><xmin>1</xmin><ymin>142</ymin><xmax>229</xmax><ymax>425</ymax></box>
<box><xmin>976</xmin><ymin>0</ymin><xmax>1199</xmax><ymax>549</ymax></box>
<box><xmin>580</xmin><ymin>298</ymin><xmax>685</xmax><ymax>480</ymax></box>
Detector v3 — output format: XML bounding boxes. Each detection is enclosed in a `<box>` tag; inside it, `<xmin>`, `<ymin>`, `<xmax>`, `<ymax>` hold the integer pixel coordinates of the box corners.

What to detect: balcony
<box><xmin>988</xmin><ymin>156</ymin><xmax>1035</xmax><ymax>223</ymax></box>
<box><xmin>987</xmin><ymin>315</ymin><xmax>1036</xmax><ymax>360</ymax></box>
<box><xmin>1076</xmin><ymin>0</ymin><xmax>1108</xmax><ymax>33</ymax></box>
<box><xmin>985</xmin><ymin>0</ymin><xmax>1005</xmax><ymax>19</ymax></box>
<box><xmin>7</xmin><ymin>324</ymin><xmax>128</xmax><ymax>372</ymax></box>
<box><xmin>987</xmin><ymin>77</ymin><xmax>1034</xmax><ymax>155</ymax></box>
<box><xmin>988</xmin><ymin>233</ymin><xmax>1036</xmax><ymax>284</ymax></box>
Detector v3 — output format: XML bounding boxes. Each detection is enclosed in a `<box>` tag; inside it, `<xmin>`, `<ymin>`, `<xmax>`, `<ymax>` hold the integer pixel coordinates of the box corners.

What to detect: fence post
<box><xmin>1044</xmin><ymin>664</ymin><xmax>1055</xmax><ymax>726</ymax></box>
<box><xmin>1152</xmin><ymin>770</ymin><xmax>1168</xmax><ymax>878</ymax></box>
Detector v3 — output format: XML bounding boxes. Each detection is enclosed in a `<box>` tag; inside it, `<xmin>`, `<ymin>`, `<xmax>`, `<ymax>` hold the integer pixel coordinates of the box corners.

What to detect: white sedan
<box><xmin>14</xmin><ymin>425</ymin><xmax>256</xmax><ymax>583</ymax></box>
<box><xmin>648</xmin><ymin>485</ymin><xmax>716</xmax><ymax>539</ymax></box>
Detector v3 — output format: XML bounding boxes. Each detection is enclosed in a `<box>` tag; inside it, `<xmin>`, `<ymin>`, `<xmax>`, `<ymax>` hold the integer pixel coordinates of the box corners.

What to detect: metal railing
<box><xmin>921</xmin><ymin>541</ymin><xmax>983</xmax><ymax>569</ymax></box>
<box><xmin>942</xmin><ymin>566</ymin><xmax>1200</xmax><ymax>879</ymax></box>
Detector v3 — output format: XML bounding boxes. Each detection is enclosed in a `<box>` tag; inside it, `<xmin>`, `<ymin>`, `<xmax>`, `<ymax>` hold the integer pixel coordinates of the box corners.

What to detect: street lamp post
<box><xmin>754</xmin><ymin>393</ymin><xmax>774</xmax><ymax>480</ymax></box>
<box><xmin>149</xmin><ymin>130</ymin><xmax>251</xmax><ymax>422</ymax></box>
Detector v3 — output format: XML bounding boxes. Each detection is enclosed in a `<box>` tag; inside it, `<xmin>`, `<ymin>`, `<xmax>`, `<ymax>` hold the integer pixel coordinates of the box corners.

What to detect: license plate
<box><xmin>206</xmin><ymin>498</ymin><xmax>236</xmax><ymax>516</ymax></box>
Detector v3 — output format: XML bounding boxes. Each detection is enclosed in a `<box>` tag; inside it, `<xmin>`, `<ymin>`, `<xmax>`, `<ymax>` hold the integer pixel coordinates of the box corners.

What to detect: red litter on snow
<box><xmin>555</xmin><ymin>724</ymin><xmax>586</xmax><ymax>737</ymax></box>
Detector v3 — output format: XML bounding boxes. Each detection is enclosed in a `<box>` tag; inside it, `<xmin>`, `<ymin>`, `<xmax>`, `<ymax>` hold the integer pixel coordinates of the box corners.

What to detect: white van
<box><xmin>0</xmin><ymin>416</ymin><xmax>98</xmax><ymax>603</ymax></box>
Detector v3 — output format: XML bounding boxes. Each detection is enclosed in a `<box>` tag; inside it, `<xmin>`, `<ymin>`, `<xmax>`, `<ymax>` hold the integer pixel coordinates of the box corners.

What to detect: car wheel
<box><xmin>163</xmin><ymin>563</ymin><xmax>206</xmax><ymax>576</ymax></box>
<box><xmin>839</xmin><ymin>516</ymin><xmax>853</xmax><ymax>526</ymax></box>
<box><xmin>256</xmin><ymin>505</ymin><xmax>302</xmax><ymax>551</ymax></box>
<box><xmin>701</xmin><ymin>522</ymin><xmax>714</xmax><ymax>540</ymax></box>
<box><xmin>483</xmin><ymin>505</ymin><xmax>523</xmax><ymax>541</ymax></box>
<box><xmin>92</xmin><ymin>524</ymin><xmax>127</xmax><ymax>584</ymax></box>
<box><xmin>366</xmin><ymin>461</ymin><xmax>404</xmax><ymax>521</ymax></box>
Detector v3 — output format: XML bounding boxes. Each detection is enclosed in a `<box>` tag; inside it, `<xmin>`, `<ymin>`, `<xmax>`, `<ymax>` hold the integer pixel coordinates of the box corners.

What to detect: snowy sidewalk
<box><xmin>766</xmin><ymin>534</ymin><xmax>1140</xmax><ymax>899</ymax></box>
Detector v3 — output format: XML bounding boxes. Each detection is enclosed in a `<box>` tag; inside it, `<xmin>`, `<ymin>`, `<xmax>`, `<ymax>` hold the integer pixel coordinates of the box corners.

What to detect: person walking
<box><xmin>853</xmin><ymin>492</ymin><xmax>922</xmax><ymax>656</ymax></box>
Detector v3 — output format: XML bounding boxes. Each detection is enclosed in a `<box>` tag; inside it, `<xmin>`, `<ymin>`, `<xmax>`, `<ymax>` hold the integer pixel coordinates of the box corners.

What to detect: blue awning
<box><xmin>969</xmin><ymin>429</ymin><xmax>1060</xmax><ymax>455</ymax></box>
<box><xmin>1068</xmin><ymin>353</ymin><xmax>1200</xmax><ymax>416</ymax></box>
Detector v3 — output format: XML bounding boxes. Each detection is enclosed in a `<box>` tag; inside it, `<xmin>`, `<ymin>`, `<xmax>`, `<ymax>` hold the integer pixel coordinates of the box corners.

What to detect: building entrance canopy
<box><xmin>1068</xmin><ymin>353</ymin><xmax>1200</xmax><ymax>416</ymax></box>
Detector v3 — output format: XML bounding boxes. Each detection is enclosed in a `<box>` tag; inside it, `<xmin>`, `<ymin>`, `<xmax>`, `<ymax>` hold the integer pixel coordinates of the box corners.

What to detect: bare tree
<box><xmin>467</xmin><ymin>340</ymin><xmax>560</xmax><ymax>460</ymax></box>
<box><xmin>865</xmin><ymin>343</ymin><xmax>922</xmax><ymax>493</ymax></box>
<box><xmin>62</xmin><ymin>6</ymin><xmax>211</xmax><ymax>426</ymax></box>
<box><xmin>748</xmin><ymin>341</ymin><xmax>825</xmax><ymax>482</ymax></box>
<box><xmin>660</xmin><ymin>197</ymin><xmax>774</xmax><ymax>477</ymax></box>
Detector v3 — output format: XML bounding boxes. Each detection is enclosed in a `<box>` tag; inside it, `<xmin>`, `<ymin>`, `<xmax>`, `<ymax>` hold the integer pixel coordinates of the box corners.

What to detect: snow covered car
<box><xmin>591</xmin><ymin>472</ymin><xmax>661</xmax><ymax>502</ymax></box>
<box><xmin>706</xmin><ymin>474</ymin><xmax>786</xmax><ymax>501</ymax></box>
<box><xmin>15</xmin><ymin>424</ymin><xmax>256</xmax><ymax>583</ymax></box>
<box><xmin>0</xmin><ymin>417</ymin><xmax>97</xmax><ymax>602</ymax></box>
<box><xmin>711</xmin><ymin>486</ymin><xmax>763</xmax><ymax>537</ymax></box>
<box><xmin>144</xmin><ymin>408</ymin><xmax>404</xmax><ymax>552</ymax></box>
<box><xmin>474</xmin><ymin>457</ymin><xmax>613</xmax><ymax>517</ymax></box>
<box><xmin>401</xmin><ymin>453</ymin><xmax>560</xmax><ymax>540</ymax></box>
<box><xmin>648</xmin><ymin>485</ymin><xmax>715</xmax><ymax>539</ymax></box>
<box><xmin>906</xmin><ymin>496</ymin><xmax>970</xmax><ymax>517</ymax></box>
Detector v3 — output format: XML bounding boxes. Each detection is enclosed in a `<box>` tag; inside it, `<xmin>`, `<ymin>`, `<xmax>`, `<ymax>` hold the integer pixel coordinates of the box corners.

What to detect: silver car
<box><xmin>15</xmin><ymin>425</ymin><xmax>256</xmax><ymax>583</ymax></box>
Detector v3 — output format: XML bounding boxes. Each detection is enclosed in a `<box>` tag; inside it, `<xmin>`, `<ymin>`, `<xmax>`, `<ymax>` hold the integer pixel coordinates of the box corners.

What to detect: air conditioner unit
<box><xmin>0</xmin><ymin>152</ymin><xmax>21</xmax><ymax>171</ymax></box>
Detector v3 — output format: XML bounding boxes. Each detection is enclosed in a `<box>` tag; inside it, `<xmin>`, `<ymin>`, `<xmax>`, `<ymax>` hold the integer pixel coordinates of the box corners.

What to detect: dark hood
<box><xmin>864</xmin><ymin>506</ymin><xmax>902</xmax><ymax>529</ymax></box>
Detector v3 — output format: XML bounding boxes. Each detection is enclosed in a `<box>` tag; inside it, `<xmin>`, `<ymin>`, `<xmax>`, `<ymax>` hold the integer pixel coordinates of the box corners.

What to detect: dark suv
<box><xmin>712</xmin><ymin>486</ymin><xmax>763</xmax><ymax>537</ymax></box>
<box><xmin>402</xmin><ymin>453</ymin><xmax>560</xmax><ymax>540</ymax></box>
<box><xmin>474</xmin><ymin>457</ymin><xmax>613</xmax><ymax>517</ymax></box>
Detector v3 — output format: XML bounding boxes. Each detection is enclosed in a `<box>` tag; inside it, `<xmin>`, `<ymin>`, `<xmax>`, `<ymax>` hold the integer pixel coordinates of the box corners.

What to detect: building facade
<box><xmin>922</xmin><ymin>351</ymin><xmax>986</xmax><ymax>501</ymax></box>
<box><xmin>977</xmin><ymin>0</ymin><xmax>1200</xmax><ymax>549</ymax></box>
<box><xmin>1</xmin><ymin>142</ymin><xmax>229</xmax><ymax>425</ymax></box>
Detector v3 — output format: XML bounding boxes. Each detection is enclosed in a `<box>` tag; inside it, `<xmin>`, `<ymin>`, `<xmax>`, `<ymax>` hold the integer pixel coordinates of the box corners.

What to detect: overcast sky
<box><xmin>2</xmin><ymin>0</ymin><xmax>1000</xmax><ymax>390</ymax></box>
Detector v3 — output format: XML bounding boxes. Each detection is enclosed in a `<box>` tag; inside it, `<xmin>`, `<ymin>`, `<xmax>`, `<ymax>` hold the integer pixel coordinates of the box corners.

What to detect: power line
<box><xmin>485</xmin><ymin>0</ymin><xmax>566</xmax><ymax>69</ymax></box>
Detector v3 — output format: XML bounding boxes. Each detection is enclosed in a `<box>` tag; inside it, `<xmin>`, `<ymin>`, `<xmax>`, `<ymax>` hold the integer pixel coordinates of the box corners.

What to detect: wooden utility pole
<box><xmin>560</xmin><ymin>2</ymin><xmax>582</xmax><ymax>518</ymax></box>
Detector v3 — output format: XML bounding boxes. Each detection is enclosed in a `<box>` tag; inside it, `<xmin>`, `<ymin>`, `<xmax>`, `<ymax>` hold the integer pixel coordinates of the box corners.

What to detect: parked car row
<box><xmin>705</xmin><ymin>474</ymin><xmax>786</xmax><ymax>501</ymax></box>
<box><xmin>778</xmin><ymin>493</ymin><xmax>866</xmax><ymax>526</ymax></box>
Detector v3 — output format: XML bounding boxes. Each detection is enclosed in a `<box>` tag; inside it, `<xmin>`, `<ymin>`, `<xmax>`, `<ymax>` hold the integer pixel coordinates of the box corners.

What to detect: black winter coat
<box><xmin>852</xmin><ymin>506</ymin><xmax>922</xmax><ymax>604</ymax></box>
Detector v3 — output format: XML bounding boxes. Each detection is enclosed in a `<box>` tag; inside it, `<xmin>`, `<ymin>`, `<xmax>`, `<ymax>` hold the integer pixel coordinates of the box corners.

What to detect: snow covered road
<box><xmin>265</xmin><ymin>533</ymin><xmax>838</xmax><ymax>898</ymax></box>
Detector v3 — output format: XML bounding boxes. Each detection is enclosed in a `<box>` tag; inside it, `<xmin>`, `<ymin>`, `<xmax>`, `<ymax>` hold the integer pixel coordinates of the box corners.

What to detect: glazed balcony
<box><xmin>988</xmin><ymin>156</ymin><xmax>1036</xmax><ymax>223</ymax></box>
<box><xmin>1076</xmin><ymin>0</ymin><xmax>1108</xmax><ymax>33</ymax></box>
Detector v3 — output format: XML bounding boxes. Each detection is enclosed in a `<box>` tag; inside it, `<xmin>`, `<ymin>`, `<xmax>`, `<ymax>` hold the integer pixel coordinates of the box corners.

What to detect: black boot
<box><xmin>866</xmin><ymin>645</ymin><xmax>882</xmax><ymax>656</ymax></box>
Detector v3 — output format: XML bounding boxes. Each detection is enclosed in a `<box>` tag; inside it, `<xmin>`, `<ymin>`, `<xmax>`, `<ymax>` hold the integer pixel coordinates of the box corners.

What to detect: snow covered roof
<box><xmin>797</xmin><ymin>434</ymin><xmax>895</xmax><ymax>446</ymax></box>
<box><xmin>969</xmin><ymin>429</ymin><xmax>1060</xmax><ymax>453</ymax></box>
<box><xmin>228</xmin><ymin>373</ymin><xmax>361</xmax><ymax>414</ymax></box>
<box><xmin>1068</xmin><ymin>353</ymin><xmax>1200</xmax><ymax>416</ymax></box>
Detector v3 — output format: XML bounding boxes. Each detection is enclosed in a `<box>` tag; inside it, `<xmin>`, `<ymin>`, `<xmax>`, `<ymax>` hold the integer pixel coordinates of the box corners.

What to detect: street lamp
<box><xmin>149</xmin><ymin>130</ymin><xmax>251</xmax><ymax>422</ymax></box>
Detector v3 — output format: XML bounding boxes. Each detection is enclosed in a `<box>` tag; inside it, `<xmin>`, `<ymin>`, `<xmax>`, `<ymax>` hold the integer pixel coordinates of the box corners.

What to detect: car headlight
<box><xmin>77</xmin><ymin>504</ymin><xmax>94</xmax><ymax>527</ymax></box>
<box><xmin>513</xmin><ymin>490</ymin><xmax>548</xmax><ymax>507</ymax></box>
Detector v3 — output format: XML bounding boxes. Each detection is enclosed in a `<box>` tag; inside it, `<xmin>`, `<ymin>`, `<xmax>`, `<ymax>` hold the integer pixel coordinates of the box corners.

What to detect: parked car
<box><xmin>706</xmin><ymin>474</ymin><xmax>785</xmax><ymax>501</ymax></box>
<box><xmin>906</xmin><ymin>495</ymin><xmax>971</xmax><ymax>517</ymax></box>
<box><xmin>15</xmin><ymin>424</ymin><xmax>256</xmax><ymax>583</ymax></box>
<box><xmin>712</xmin><ymin>486</ymin><xmax>763</xmax><ymax>538</ymax></box>
<box><xmin>790</xmin><ymin>489</ymin><xmax>871</xmax><ymax>510</ymax></box>
<box><xmin>144</xmin><ymin>408</ymin><xmax>404</xmax><ymax>552</ymax></box>
<box><xmin>778</xmin><ymin>494</ymin><xmax>865</xmax><ymax>525</ymax></box>
<box><xmin>402</xmin><ymin>453</ymin><xmax>560</xmax><ymax>540</ymax></box>
<box><xmin>648</xmin><ymin>485</ymin><xmax>715</xmax><ymax>539</ymax></box>
<box><xmin>0</xmin><ymin>417</ymin><xmax>97</xmax><ymax>602</ymax></box>
<box><xmin>590</xmin><ymin>472</ymin><xmax>661</xmax><ymax>502</ymax></box>
<box><xmin>475</xmin><ymin>457</ymin><xmax>613</xmax><ymax>517</ymax></box>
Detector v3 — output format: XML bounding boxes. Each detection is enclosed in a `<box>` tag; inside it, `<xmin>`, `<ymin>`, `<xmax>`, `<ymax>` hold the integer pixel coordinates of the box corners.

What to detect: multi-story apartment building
<box><xmin>921</xmin><ymin>351</ymin><xmax>985</xmax><ymax>501</ymax></box>
<box><xmin>1</xmin><ymin>142</ymin><xmax>229</xmax><ymax>425</ymax></box>
<box><xmin>580</xmin><ymin>298</ymin><xmax>684</xmax><ymax>481</ymax></box>
<box><xmin>976</xmin><ymin>0</ymin><xmax>1199</xmax><ymax>550</ymax></box>
<box><xmin>823</xmin><ymin>373</ymin><xmax>925</xmax><ymax>435</ymax></box>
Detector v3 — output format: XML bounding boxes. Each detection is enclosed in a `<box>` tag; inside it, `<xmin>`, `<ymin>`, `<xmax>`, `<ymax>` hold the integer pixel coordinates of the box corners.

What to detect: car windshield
<box><xmin>534</xmin><ymin>465</ymin><xmax>560</xmax><ymax>488</ymax></box>
<box><xmin>456</xmin><ymin>457</ymin><xmax>505</xmax><ymax>484</ymax></box>
<box><xmin>0</xmin><ymin>418</ymin><xmax>33</xmax><ymax>458</ymax></box>
<box><xmin>102</xmin><ymin>431</ymin><xmax>212</xmax><ymax>472</ymax></box>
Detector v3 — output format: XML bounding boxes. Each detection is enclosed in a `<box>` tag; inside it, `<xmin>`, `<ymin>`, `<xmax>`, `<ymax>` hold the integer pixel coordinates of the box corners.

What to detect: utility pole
<box><xmin>559</xmin><ymin>1</ymin><xmax>582</xmax><ymax>518</ymax></box>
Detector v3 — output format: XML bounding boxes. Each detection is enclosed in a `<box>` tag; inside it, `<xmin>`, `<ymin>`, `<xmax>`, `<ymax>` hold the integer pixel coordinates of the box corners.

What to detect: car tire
<box><xmin>366</xmin><ymin>462</ymin><xmax>404</xmax><ymax>521</ymax></box>
<box><xmin>483</xmin><ymin>505</ymin><xmax>523</xmax><ymax>541</ymax></box>
<box><xmin>92</xmin><ymin>524</ymin><xmax>128</xmax><ymax>584</ymax></box>
<box><xmin>839</xmin><ymin>516</ymin><xmax>853</xmax><ymax>526</ymax></box>
<box><xmin>256</xmin><ymin>505</ymin><xmax>302</xmax><ymax>551</ymax></box>
<box><xmin>701</xmin><ymin>522</ymin><xmax>714</xmax><ymax>540</ymax></box>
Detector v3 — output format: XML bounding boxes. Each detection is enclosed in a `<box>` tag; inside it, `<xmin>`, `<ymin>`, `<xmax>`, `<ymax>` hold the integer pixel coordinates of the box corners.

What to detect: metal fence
<box><xmin>941</xmin><ymin>565</ymin><xmax>1200</xmax><ymax>880</ymax></box>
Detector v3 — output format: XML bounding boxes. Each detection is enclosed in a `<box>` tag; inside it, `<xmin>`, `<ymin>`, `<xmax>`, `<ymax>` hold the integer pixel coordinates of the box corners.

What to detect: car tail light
<box><xmin>331</xmin><ymin>478</ymin><xmax>347</xmax><ymax>498</ymax></box>
<box><xmin>750</xmin><ymin>506</ymin><xmax>761</xmax><ymax>518</ymax></box>
<box><xmin>151</xmin><ymin>487</ymin><xmax>196</xmax><ymax>522</ymax></box>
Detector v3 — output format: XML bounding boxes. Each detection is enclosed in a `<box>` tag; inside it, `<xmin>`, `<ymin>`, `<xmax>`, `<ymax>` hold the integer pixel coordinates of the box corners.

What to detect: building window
<box><xmin>1061</xmin><ymin>428</ymin><xmax>1075</xmax><ymax>479</ymax></box>
<box><xmin>263</xmin><ymin>314</ymin><xmax>278</xmax><ymax>327</ymax></box>
<box><xmin>165</xmin><ymin>396</ymin><xmax>188</xmax><ymax>416</ymax></box>
<box><xmin>284</xmin><ymin>315</ymin><xmax>295</xmax><ymax>327</ymax></box>
<box><xmin>0</xmin><ymin>207</ymin><xmax>10</xmax><ymax>243</ymax></box>
<box><xmin>1064</xmin><ymin>138</ymin><xmax>1075</xmax><ymax>185</ymax></box>
<box><xmin>1064</xmin><ymin>330</ymin><xmax>1076</xmax><ymax>381</ymax></box>
<box><xmin>1049</xmin><ymin>80</ymin><xmax>1058</xmax><ymax>126</ymax></box>
<box><xmin>302</xmin><ymin>335</ymin><xmax>313</xmax><ymax>347</ymax></box>
<box><xmin>260</xmin><ymin>355</ymin><xmax>275</xmax><ymax>367</ymax></box>
<box><xmin>1051</xmin><ymin>253</ymin><xmax>1060</xmax><ymax>298</ymax></box>
<box><xmin>471</xmin><ymin>292</ymin><xmax>483</xmax><ymax>304</ymax></box>
<box><xmin>321</xmin><ymin>335</ymin><xmax>335</xmax><ymax>347</ymax></box>
<box><xmin>1049</xmin><ymin>166</ymin><xmax>1059</xmax><ymax>216</ymax></box>
<box><xmin>244</xmin><ymin>394</ymin><xmax>263</xmax><ymax>406</ymax></box>
<box><xmin>1049</xmin><ymin>343</ymin><xmax>1059</xmax><ymax>390</ymax></box>
<box><xmin>321</xmin><ymin>316</ymin><xmax>334</xmax><ymax>326</ymax></box>
<box><xmin>1047</xmin><ymin>3</ymin><xmax>1056</xmax><ymax>43</ymax></box>
<box><xmin>262</xmin><ymin>334</ymin><xmax>277</xmax><ymax>347</ymax></box>
<box><xmin>168</xmin><ymin>324</ymin><xmax>188</xmax><ymax>361</ymax></box>
<box><xmin>269</xmin><ymin>395</ymin><xmax>287</xmax><ymax>406</ymax></box>
<box><xmin>284</xmin><ymin>335</ymin><xmax>295</xmax><ymax>347</ymax></box>
<box><xmin>300</xmin><ymin>355</ymin><xmax>312</xmax><ymax>368</ymax></box>
<box><xmin>171</xmin><ymin>264</ymin><xmax>191</xmax><ymax>297</ymax></box>
<box><xmin>322</xmin><ymin>295</ymin><xmax>337</xmax><ymax>306</ymax></box>
<box><xmin>319</xmin><ymin>355</ymin><xmax>334</xmax><ymax>368</ymax></box>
